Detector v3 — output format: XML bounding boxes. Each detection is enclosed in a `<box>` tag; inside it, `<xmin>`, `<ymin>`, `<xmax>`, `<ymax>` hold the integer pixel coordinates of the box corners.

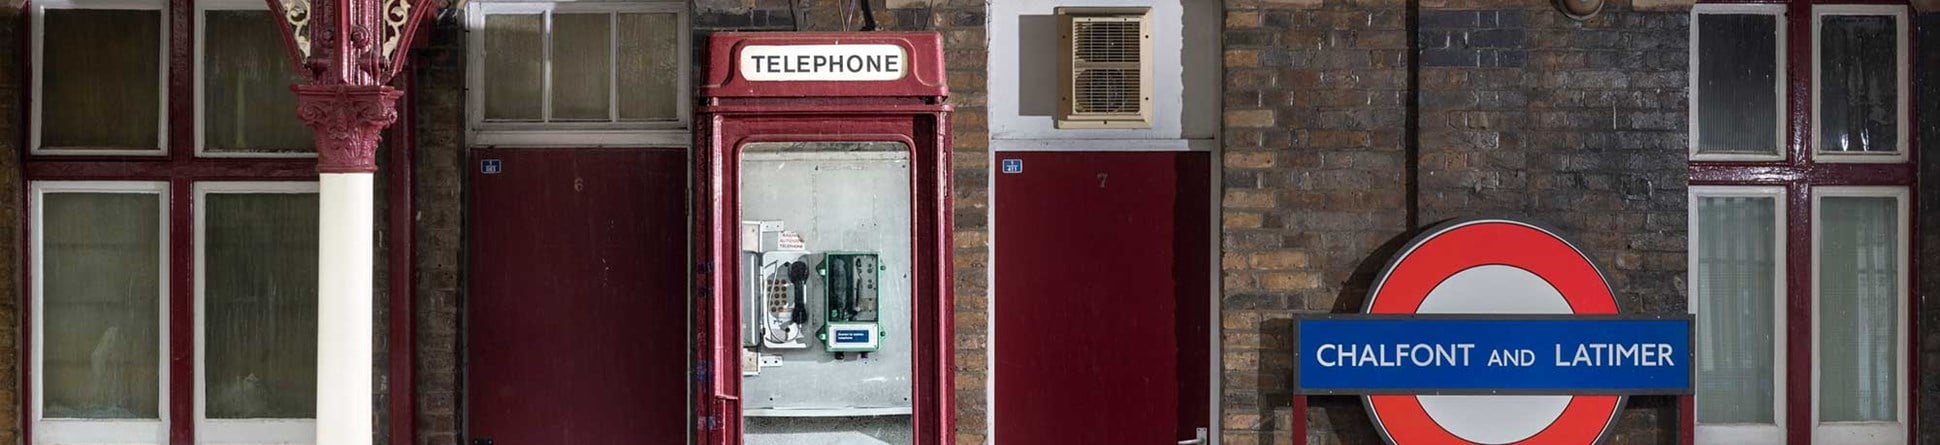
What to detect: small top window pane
<box><xmin>1817</xmin><ymin>14</ymin><xmax>1899</xmax><ymax>155</ymax></box>
<box><xmin>483</xmin><ymin>14</ymin><xmax>545</xmax><ymax>121</ymax></box>
<box><xmin>476</xmin><ymin>9</ymin><xmax>683</xmax><ymax>127</ymax></box>
<box><xmin>42</xmin><ymin>9</ymin><xmax>162</xmax><ymax>150</ymax></box>
<box><xmin>1695</xmin><ymin>13</ymin><xmax>1779</xmax><ymax>156</ymax></box>
<box><xmin>205</xmin><ymin>10</ymin><xmax>314</xmax><ymax>155</ymax></box>
<box><xmin>550</xmin><ymin>14</ymin><xmax>613</xmax><ymax>121</ymax></box>
<box><xmin>618</xmin><ymin>13</ymin><xmax>680</xmax><ymax>121</ymax></box>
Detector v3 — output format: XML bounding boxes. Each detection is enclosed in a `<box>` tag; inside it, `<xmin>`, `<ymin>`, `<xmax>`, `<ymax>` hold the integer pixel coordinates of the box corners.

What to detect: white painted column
<box><xmin>316</xmin><ymin>172</ymin><xmax>375</xmax><ymax>445</ymax></box>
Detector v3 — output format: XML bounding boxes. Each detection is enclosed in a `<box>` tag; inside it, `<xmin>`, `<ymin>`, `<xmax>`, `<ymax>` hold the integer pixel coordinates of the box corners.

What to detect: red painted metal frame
<box><xmin>696</xmin><ymin>32</ymin><xmax>953</xmax><ymax>445</ymax></box>
<box><xmin>1686</xmin><ymin>1</ymin><xmax>1919</xmax><ymax>444</ymax></box>
<box><xmin>13</xmin><ymin>1</ymin><xmax>420</xmax><ymax>443</ymax></box>
<box><xmin>695</xmin><ymin>112</ymin><xmax>954</xmax><ymax>445</ymax></box>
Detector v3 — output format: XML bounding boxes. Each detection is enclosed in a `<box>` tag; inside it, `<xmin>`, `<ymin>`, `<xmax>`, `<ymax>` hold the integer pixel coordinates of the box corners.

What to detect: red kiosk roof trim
<box><xmin>701</xmin><ymin>32</ymin><xmax>949</xmax><ymax>100</ymax></box>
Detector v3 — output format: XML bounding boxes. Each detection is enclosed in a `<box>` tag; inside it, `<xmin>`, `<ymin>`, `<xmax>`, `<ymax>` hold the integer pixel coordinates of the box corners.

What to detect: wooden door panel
<box><xmin>993</xmin><ymin>151</ymin><xmax>1211</xmax><ymax>445</ymax></box>
<box><xmin>467</xmin><ymin>148</ymin><xmax>688</xmax><ymax>445</ymax></box>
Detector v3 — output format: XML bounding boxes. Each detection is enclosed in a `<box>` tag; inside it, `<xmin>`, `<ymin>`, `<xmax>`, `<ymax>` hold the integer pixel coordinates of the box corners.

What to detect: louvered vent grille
<box><xmin>1069</xmin><ymin>17</ymin><xmax>1142</xmax><ymax>116</ymax></box>
<box><xmin>1058</xmin><ymin>10</ymin><xmax>1150</xmax><ymax>128</ymax></box>
<box><xmin>1073</xmin><ymin>20</ymin><xmax>1140</xmax><ymax>63</ymax></box>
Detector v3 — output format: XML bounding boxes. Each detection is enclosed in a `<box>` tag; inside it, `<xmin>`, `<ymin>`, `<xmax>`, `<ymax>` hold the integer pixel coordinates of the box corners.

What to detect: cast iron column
<box><xmin>295</xmin><ymin>85</ymin><xmax>397</xmax><ymax>445</ymax></box>
<box><xmin>264</xmin><ymin>0</ymin><xmax>438</xmax><ymax>442</ymax></box>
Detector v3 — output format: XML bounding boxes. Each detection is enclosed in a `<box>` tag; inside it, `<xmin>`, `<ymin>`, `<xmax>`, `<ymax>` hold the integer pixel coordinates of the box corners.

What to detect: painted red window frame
<box><xmin>1685</xmin><ymin>1</ymin><xmax>1920</xmax><ymax>444</ymax></box>
<box><xmin>15</xmin><ymin>1</ymin><xmax>417</xmax><ymax>444</ymax></box>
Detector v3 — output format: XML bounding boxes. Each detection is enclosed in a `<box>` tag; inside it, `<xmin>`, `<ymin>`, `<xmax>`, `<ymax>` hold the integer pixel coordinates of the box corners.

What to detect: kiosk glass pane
<box><xmin>1693</xmin><ymin>196</ymin><xmax>1776</xmax><ymax>424</ymax></box>
<box><xmin>41</xmin><ymin>193</ymin><xmax>162</xmax><ymax>419</ymax></box>
<box><xmin>204</xmin><ymin>193</ymin><xmax>319</xmax><ymax>419</ymax></box>
<box><xmin>1817</xmin><ymin>196</ymin><xmax>1898</xmax><ymax>422</ymax></box>
<box><xmin>738</xmin><ymin>142</ymin><xmax>914</xmax><ymax>445</ymax></box>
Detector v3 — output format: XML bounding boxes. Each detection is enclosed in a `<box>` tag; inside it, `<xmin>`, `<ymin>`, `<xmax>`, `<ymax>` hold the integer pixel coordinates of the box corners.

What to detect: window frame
<box><xmin>30</xmin><ymin>0</ymin><xmax>172</xmax><ymax>156</ymax></box>
<box><xmin>1808</xmin><ymin>186</ymin><xmax>1910</xmax><ymax>444</ymax></box>
<box><xmin>1687</xmin><ymin>185</ymin><xmax>1788</xmax><ymax>444</ymax></box>
<box><xmin>1808</xmin><ymin>5</ymin><xmax>1909</xmax><ymax>164</ymax></box>
<box><xmin>191</xmin><ymin>181</ymin><xmax>321</xmax><ymax>445</ymax></box>
<box><xmin>1688</xmin><ymin>4</ymin><xmax>1788</xmax><ymax>162</ymax></box>
<box><xmin>464</xmin><ymin>0</ymin><xmax>692</xmax><ymax>147</ymax></box>
<box><xmin>192</xmin><ymin>0</ymin><xmax>317</xmax><ymax>159</ymax></box>
<box><xmin>29</xmin><ymin>180</ymin><xmax>173</xmax><ymax>445</ymax></box>
<box><xmin>1686</xmin><ymin>2</ymin><xmax>1917</xmax><ymax>443</ymax></box>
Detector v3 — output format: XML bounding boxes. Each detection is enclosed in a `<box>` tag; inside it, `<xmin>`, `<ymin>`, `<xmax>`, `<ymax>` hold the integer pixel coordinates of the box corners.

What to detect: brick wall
<box><xmin>410</xmin><ymin>19</ymin><xmax>467</xmax><ymax>445</ymax></box>
<box><xmin>1221</xmin><ymin>0</ymin><xmax>1688</xmax><ymax>443</ymax></box>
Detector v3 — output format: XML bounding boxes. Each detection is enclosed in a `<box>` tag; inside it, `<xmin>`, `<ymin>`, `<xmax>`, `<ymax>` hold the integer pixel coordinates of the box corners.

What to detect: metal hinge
<box><xmin>698</xmin><ymin>261</ymin><xmax>713</xmax><ymax>274</ymax></box>
<box><xmin>700</xmin><ymin>415</ymin><xmax>717</xmax><ymax>430</ymax></box>
<box><xmin>694</xmin><ymin>360</ymin><xmax>711</xmax><ymax>382</ymax></box>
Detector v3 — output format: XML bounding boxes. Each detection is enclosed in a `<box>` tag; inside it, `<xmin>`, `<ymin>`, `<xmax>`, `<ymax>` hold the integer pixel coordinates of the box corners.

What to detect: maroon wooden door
<box><xmin>466</xmin><ymin>148</ymin><xmax>689</xmax><ymax>445</ymax></box>
<box><xmin>993</xmin><ymin>151</ymin><xmax>1212</xmax><ymax>445</ymax></box>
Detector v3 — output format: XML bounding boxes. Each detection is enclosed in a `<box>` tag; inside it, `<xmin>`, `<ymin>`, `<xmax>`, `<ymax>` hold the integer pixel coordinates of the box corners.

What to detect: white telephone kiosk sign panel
<box><xmin>739</xmin><ymin>44</ymin><xmax>909</xmax><ymax>81</ymax></box>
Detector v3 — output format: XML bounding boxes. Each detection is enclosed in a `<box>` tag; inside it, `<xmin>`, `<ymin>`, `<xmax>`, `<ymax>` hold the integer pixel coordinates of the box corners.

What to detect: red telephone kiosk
<box><xmin>695</xmin><ymin>32</ymin><xmax>954</xmax><ymax>445</ymax></box>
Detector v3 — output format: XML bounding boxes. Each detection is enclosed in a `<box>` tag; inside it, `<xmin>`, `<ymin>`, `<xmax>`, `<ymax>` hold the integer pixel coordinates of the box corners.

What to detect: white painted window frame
<box><xmin>194</xmin><ymin>0</ymin><xmax>317</xmax><ymax>159</ymax></box>
<box><xmin>1809</xmin><ymin>5</ymin><xmax>1909</xmax><ymax>164</ymax></box>
<box><xmin>1809</xmin><ymin>185</ymin><xmax>1909</xmax><ymax>445</ymax></box>
<box><xmin>465</xmin><ymin>1</ymin><xmax>692</xmax><ymax>147</ymax></box>
<box><xmin>192</xmin><ymin>181</ymin><xmax>320</xmax><ymax>445</ymax></box>
<box><xmin>1688</xmin><ymin>4</ymin><xmax>1787</xmax><ymax>162</ymax></box>
<box><xmin>30</xmin><ymin>181</ymin><xmax>172</xmax><ymax>445</ymax></box>
<box><xmin>1686</xmin><ymin>186</ymin><xmax>1787</xmax><ymax>444</ymax></box>
<box><xmin>29</xmin><ymin>0</ymin><xmax>171</xmax><ymax>156</ymax></box>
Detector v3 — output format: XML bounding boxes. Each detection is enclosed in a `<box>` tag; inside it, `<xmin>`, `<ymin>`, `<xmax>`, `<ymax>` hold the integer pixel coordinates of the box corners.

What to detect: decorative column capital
<box><xmin>295</xmin><ymin>84</ymin><xmax>401</xmax><ymax>174</ymax></box>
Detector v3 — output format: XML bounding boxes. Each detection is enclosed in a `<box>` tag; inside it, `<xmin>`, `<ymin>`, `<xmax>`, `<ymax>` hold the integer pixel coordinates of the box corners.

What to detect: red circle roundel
<box><xmin>1362</xmin><ymin>219</ymin><xmax>1622</xmax><ymax>445</ymax></box>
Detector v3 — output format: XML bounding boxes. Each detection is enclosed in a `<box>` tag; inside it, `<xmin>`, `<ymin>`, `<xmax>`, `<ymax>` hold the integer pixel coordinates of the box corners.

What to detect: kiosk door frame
<box><xmin>695</xmin><ymin>111</ymin><xmax>953</xmax><ymax>445</ymax></box>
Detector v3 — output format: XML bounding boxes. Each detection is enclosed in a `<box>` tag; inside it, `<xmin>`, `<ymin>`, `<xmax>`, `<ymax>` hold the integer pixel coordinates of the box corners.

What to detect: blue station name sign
<box><xmin>1295</xmin><ymin>315</ymin><xmax>1693</xmax><ymax>395</ymax></box>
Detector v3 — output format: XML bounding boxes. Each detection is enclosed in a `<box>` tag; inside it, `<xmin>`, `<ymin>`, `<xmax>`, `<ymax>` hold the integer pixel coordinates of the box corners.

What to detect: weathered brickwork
<box><xmin>1223</xmin><ymin>0</ymin><xmax>1688</xmax><ymax>443</ymax></box>
<box><xmin>410</xmin><ymin>19</ymin><xmax>467</xmax><ymax>445</ymax></box>
<box><xmin>1221</xmin><ymin>1</ymin><xmax>1413</xmax><ymax>443</ymax></box>
<box><xmin>1419</xmin><ymin>6</ymin><xmax>1689</xmax><ymax>443</ymax></box>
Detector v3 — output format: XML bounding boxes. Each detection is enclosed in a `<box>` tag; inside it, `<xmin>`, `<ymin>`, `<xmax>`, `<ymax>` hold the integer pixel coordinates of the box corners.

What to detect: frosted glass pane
<box><xmin>41</xmin><ymin>192</ymin><xmax>162</xmax><ymax>419</ymax></box>
<box><xmin>1696</xmin><ymin>14</ymin><xmax>1779</xmax><ymax>155</ymax></box>
<box><xmin>1818</xmin><ymin>15</ymin><xmax>1899</xmax><ymax>154</ymax></box>
<box><xmin>483</xmin><ymin>14</ymin><xmax>544</xmax><ymax>121</ymax></box>
<box><xmin>551</xmin><ymin>13</ymin><xmax>612</xmax><ymax>121</ymax></box>
<box><xmin>617</xmin><ymin>13</ymin><xmax>678</xmax><ymax>121</ymax></box>
<box><xmin>43</xmin><ymin>10</ymin><xmax>160</xmax><ymax>149</ymax></box>
<box><xmin>1693</xmin><ymin>196</ymin><xmax>1776</xmax><ymax>424</ymax></box>
<box><xmin>204</xmin><ymin>193</ymin><xmax>319</xmax><ymax>419</ymax></box>
<box><xmin>1818</xmin><ymin>196</ymin><xmax>1898</xmax><ymax>422</ymax></box>
<box><xmin>205</xmin><ymin>11</ymin><xmax>313</xmax><ymax>154</ymax></box>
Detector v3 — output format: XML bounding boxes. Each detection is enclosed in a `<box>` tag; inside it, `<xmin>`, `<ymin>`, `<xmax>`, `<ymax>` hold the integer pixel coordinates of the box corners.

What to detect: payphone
<box><xmin>697</xmin><ymin>33</ymin><xmax>954</xmax><ymax>445</ymax></box>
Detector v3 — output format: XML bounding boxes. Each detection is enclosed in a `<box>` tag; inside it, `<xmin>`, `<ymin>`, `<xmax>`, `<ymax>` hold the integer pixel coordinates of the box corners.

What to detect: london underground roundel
<box><xmin>1363</xmin><ymin>219</ymin><xmax>1622</xmax><ymax>445</ymax></box>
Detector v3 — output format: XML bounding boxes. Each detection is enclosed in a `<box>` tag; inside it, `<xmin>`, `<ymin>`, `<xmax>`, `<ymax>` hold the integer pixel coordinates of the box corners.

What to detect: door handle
<box><xmin>1178</xmin><ymin>427</ymin><xmax>1208</xmax><ymax>445</ymax></box>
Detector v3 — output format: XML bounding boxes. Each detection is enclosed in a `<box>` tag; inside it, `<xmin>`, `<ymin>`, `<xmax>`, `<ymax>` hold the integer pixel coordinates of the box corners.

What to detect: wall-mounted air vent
<box><xmin>1057</xmin><ymin>7</ymin><xmax>1153</xmax><ymax>129</ymax></box>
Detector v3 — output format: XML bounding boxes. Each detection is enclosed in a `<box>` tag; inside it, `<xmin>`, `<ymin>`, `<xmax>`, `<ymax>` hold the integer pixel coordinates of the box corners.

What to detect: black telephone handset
<box><xmin>788</xmin><ymin>261</ymin><xmax>810</xmax><ymax>324</ymax></box>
